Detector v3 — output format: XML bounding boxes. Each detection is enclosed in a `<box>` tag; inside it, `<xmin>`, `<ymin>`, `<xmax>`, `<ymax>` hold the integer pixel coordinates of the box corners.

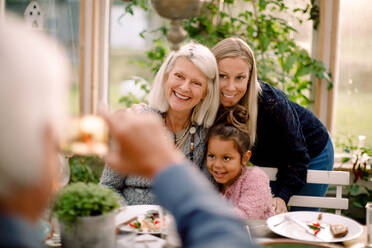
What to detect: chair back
<box><xmin>259</xmin><ymin>167</ymin><xmax>350</xmax><ymax>215</ymax></box>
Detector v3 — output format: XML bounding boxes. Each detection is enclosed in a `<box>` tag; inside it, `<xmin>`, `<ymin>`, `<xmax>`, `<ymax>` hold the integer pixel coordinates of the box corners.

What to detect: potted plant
<box><xmin>340</xmin><ymin>136</ymin><xmax>372</xmax><ymax>223</ymax></box>
<box><xmin>53</xmin><ymin>182</ymin><xmax>122</xmax><ymax>248</ymax></box>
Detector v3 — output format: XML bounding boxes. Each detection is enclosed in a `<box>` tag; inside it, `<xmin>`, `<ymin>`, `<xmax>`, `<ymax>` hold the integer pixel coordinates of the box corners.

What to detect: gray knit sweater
<box><xmin>100</xmin><ymin>110</ymin><xmax>211</xmax><ymax>205</ymax></box>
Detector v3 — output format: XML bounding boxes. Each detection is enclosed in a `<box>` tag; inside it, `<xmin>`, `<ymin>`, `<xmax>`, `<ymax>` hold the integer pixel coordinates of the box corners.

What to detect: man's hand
<box><xmin>100</xmin><ymin>108</ymin><xmax>184</xmax><ymax>178</ymax></box>
<box><xmin>272</xmin><ymin>197</ymin><xmax>287</xmax><ymax>214</ymax></box>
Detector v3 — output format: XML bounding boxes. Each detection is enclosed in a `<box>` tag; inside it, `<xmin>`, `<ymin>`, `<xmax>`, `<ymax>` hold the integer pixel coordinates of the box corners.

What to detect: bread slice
<box><xmin>330</xmin><ymin>224</ymin><xmax>348</xmax><ymax>238</ymax></box>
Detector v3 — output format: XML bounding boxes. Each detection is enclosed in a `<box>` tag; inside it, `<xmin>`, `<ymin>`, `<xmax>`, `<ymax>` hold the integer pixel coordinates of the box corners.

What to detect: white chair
<box><xmin>259</xmin><ymin>167</ymin><xmax>350</xmax><ymax>215</ymax></box>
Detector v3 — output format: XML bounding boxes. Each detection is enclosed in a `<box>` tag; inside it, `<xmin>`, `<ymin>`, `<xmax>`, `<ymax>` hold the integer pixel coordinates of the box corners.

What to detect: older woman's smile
<box><xmin>174</xmin><ymin>91</ymin><xmax>191</xmax><ymax>100</ymax></box>
<box><xmin>165</xmin><ymin>57</ymin><xmax>208</xmax><ymax>114</ymax></box>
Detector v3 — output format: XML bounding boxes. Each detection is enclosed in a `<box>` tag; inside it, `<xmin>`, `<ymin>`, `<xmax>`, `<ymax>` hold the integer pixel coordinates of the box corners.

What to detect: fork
<box><xmin>284</xmin><ymin>215</ymin><xmax>326</xmax><ymax>241</ymax></box>
<box><xmin>273</xmin><ymin>219</ymin><xmax>286</xmax><ymax>227</ymax></box>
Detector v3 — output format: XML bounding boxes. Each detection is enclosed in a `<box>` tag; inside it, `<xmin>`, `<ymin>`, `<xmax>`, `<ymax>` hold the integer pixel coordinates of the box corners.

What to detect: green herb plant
<box><xmin>53</xmin><ymin>182</ymin><xmax>121</xmax><ymax>225</ymax></box>
<box><xmin>68</xmin><ymin>155</ymin><xmax>105</xmax><ymax>184</ymax></box>
<box><xmin>121</xmin><ymin>0</ymin><xmax>331</xmax><ymax>107</ymax></box>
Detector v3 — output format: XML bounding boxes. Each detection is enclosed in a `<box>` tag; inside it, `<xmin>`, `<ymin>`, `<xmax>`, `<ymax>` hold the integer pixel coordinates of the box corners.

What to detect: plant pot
<box><xmin>60</xmin><ymin>210</ymin><xmax>117</xmax><ymax>248</ymax></box>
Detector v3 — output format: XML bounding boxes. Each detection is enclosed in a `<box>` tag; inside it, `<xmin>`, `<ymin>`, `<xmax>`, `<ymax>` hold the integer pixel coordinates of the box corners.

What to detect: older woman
<box><xmin>100</xmin><ymin>42</ymin><xmax>220</xmax><ymax>205</ymax></box>
<box><xmin>211</xmin><ymin>37</ymin><xmax>334</xmax><ymax>213</ymax></box>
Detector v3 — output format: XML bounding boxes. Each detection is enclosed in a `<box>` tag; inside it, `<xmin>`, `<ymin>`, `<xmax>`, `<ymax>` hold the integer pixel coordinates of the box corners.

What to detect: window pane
<box><xmin>5</xmin><ymin>0</ymin><xmax>80</xmax><ymax>116</ymax></box>
<box><xmin>334</xmin><ymin>0</ymin><xmax>372</xmax><ymax>149</ymax></box>
<box><xmin>109</xmin><ymin>3</ymin><xmax>158</xmax><ymax>111</ymax></box>
<box><xmin>109</xmin><ymin>1</ymin><xmax>313</xmax><ymax>110</ymax></box>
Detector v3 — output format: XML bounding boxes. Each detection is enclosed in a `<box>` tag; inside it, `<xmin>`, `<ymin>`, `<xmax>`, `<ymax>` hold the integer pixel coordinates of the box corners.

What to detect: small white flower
<box><xmin>361</xmin><ymin>153</ymin><xmax>370</xmax><ymax>164</ymax></box>
<box><xmin>120</xmin><ymin>76</ymin><xmax>149</xmax><ymax>99</ymax></box>
<box><xmin>351</xmin><ymin>153</ymin><xmax>359</xmax><ymax>164</ymax></box>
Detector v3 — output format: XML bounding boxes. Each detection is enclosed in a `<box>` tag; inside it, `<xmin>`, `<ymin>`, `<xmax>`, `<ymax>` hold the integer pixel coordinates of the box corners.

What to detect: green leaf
<box><xmin>308</xmin><ymin>225</ymin><xmax>321</xmax><ymax>230</ymax></box>
<box><xmin>259</xmin><ymin>34</ymin><xmax>270</xmax><ymax>51</ymax></box>
<box><xmin>353</xmin><ymin>201</ymin><xmax>363</xmax><ymax>208</ymax></box>
<box><xmin>283</xmin><ymin>54</ymin><xmax>297</xmax><ymax>72</ymax></box>
<box><xmin>295</xmin><ymin>65</ymin><xmax>311</xmax><ymax>77</ymax></box>
<box><xmin>258</xmin><ymin>0</ymin><xmax>268</xmax><ymax>11</ymax></box>
<box><xmin>341</xmin><ymin>157</ymin><xmax>351</xmax><ymax>163</ymax></box>
<box><xmin>350</xmin><ymin>184</ymin><xmax>360</xmax><ymax>196</ymax></box>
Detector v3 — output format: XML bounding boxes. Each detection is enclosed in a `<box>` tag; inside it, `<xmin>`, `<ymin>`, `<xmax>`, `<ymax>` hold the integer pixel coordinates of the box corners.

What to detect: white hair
<box><xmin>0</xmin><ymin>16</ymin><xmax>69</xmax><ymax>197</ymax></box>
<box><xmin>148</xmin><ymin>42</ymin><xmax>220</xmax><ymax>128</ymax></box>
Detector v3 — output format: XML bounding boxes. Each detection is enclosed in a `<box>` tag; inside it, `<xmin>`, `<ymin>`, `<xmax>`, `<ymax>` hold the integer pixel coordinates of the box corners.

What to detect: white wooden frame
<box><xmin>259</xmin><ymin>167</ymin><xmax>350</xmax><ymax>215</ymax></box>
<box><xmin>311</xmin><ymin>0</ymin><xmax>341</xmax><ymax>134</ymax></box>
<box><xmin>79</xmin><ymin>0</ymin><xmax>111</xmax><ymax>115</ymax></box>
<box><xmin>0</xmin><ymin>0</ymin><xmax>5</xmax><ymax>21</ymax></box>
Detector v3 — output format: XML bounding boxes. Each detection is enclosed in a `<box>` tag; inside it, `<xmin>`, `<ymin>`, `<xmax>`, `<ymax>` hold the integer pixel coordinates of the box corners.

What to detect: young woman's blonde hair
<box><xmin>149</xmin><ymin>42</ymin><xmax>220</xmax><ymax>128</ymax></box>
<box><xmin>211</xmin><ymin>37</ymin><xmax>262</xmax><ymax>146</ymax></box>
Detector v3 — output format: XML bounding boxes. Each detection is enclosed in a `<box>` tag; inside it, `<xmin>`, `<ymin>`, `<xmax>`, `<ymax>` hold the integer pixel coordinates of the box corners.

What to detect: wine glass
<box><xmin>56</xmin><ymin>154</ymin><xmax>70</xmax><ymax>189</ymax></box>
<box><xmin>40</xmin><ymin>154</ymin><xmax>70</xmax><ymax>245</ymax></box>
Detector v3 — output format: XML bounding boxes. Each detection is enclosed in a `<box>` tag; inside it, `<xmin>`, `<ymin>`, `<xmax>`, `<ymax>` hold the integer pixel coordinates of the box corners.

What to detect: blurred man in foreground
<box><xmin>0</xmin><ymin>17</ymin><xmax>255</xmax><ymax>248</ymax></box>
<box><xmin>0</xmin><ymin>16</ymin><xmax>69</xmax><ymax>248</ymax></box>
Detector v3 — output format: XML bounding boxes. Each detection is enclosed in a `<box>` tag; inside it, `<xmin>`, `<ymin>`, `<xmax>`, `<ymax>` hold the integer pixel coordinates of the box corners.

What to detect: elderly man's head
<box><xmin>0</xmin><ymin>17</ymin><xmax>69</xmax><ymax>222</ymax></box>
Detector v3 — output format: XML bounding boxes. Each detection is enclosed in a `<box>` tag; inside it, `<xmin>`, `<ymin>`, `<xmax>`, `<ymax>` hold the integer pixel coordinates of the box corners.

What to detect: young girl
<box><xmin>206</xmin><ymin>107</ymin><xmax>274</xmax><ymax>219</ymax></box>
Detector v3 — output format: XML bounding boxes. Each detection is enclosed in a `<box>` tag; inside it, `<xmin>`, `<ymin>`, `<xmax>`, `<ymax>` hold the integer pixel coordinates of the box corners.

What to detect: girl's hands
<box><xmin>272</xmin><ymin>197</ymin><xmax>287</xmax><ymax>214</ymax></box>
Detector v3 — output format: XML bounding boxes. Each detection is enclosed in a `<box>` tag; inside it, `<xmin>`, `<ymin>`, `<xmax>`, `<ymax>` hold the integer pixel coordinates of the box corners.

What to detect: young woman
<box><xmin>211</xmin><ymin>37</ymin><xmax>334</xmax><ymax>213</ymax></box>
<box><xmin>100</xmin><ymin>42</ymin><xmax>220</xmax><ymax>205</ymax></box>
<box><xmin>207</xmin><ymin>107</ymin><xmax>274</xmax><ymax>219</ymax></box>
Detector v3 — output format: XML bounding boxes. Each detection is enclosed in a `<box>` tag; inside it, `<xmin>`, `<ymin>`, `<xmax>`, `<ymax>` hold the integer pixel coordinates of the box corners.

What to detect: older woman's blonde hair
<box><xmin>149</xmin><ymin>42</ymin><xmax>220</xmax><ymax>128</ymax></box>
<box><xmin>211</xmin><ymin>37</ymin><xmax>262</xmax><ymax>146</ymax></box>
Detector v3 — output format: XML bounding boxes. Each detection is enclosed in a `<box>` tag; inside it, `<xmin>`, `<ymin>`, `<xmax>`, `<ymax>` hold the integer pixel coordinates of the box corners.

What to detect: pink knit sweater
<box><xmin>224</xmin><ymin>166</ymin><xmax>274</xmax><ymax>220</ymax></box>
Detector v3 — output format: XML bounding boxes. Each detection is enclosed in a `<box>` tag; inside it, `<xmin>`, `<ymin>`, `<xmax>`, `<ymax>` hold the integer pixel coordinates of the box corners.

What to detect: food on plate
<box><xmin>307</xmin><ymin>222</ymin><xmax>324</xmax><ymax>236</ymax></box>
<box><xmin>330</xmin><ymin>224</ymin><xmax>348</xmax><ymax>238</ymax></box>
<box><xmin>127</xmin><ymin>210</ymin><xmax>163</xmax><ymax>233</ymax></box>
<box><xmin>317</xmin><ymin>213</ymin><xmax>322</xmax><ymax>221</ymax></box>
<box><xmin>129</xmin><ymin>220</ymin><xmax>142</xmax><ymax>229</ymax></box>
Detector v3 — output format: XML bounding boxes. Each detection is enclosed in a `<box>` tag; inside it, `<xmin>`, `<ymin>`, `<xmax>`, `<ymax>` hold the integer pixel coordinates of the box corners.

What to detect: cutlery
<box><xmin>119</xmin><ymin>216</ymin><xmax>138</xmax><ymax>226</ymax></box>
<box><xmin>273</xmin><ymin>219</ymin><xmax>286</xmax><ymax>227</ymax></box>
<box><xmin>116</xmin><ymin>216</ymin><xmax>139</xmax><ymax>234</ymax></box>
<box><xmin>284</xmin><ymin>215</ymin><xmax>326</xmax><ymax>241</ymax></box>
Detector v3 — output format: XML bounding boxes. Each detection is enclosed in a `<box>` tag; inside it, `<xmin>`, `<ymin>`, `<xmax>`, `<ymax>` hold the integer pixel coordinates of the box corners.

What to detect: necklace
<box><xmin>162</xmin><ymin>112</ymin><xmax>196</xmax><ymax>161</ymax></box>
<box><xmin>174</xmin><ymin>122</ymin><xmax>191</xmax><ymax>143</ymax></box>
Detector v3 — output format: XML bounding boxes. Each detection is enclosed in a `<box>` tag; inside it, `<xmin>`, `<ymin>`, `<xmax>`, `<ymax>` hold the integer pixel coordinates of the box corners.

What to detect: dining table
<box><xmin>116</xmin><ymin>217</ymin><xmax>368</xmax><ymax>248</ymax></box>
<box><xmin>45</xmin><ymin>213</ymin><xmax>367</xmax><ymax>248</ymax></box>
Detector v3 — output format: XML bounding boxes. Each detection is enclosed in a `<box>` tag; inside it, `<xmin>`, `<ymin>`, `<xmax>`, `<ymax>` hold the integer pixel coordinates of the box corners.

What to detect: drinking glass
<box><xmin>56</xmin><ymin>154</ymin><xmax>70</xmax><ymax>189</ymax></box>
<box><xmin>367</xmin><ymin>202</ymin><xmax>372</xmax><ymax>247</ymax></box>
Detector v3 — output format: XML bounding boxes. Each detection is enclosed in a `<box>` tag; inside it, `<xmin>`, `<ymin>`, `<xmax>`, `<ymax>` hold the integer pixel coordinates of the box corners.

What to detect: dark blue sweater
<box><xmin>250</xmin><ymin>81</ymin><xmax>329</xmax><ymax>203</ymax></box>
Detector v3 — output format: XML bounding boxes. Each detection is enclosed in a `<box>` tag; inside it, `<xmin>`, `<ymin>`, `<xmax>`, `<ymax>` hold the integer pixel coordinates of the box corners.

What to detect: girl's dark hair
<box><xmin>208</xmin><ymin>105</ymin><xmax>252</xmax><ymax>157</ymax></box>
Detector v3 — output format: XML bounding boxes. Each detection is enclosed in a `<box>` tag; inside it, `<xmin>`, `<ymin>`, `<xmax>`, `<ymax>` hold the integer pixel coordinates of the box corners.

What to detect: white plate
<box><xmin>115</xmin><ymin>205</ymin><xmax>165</xmax><ymax>234</ymax></box>
<box><xmin>267</xmin><ymin>211</ymin><xmax>363</xmax><ymax>243</ymax></box>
